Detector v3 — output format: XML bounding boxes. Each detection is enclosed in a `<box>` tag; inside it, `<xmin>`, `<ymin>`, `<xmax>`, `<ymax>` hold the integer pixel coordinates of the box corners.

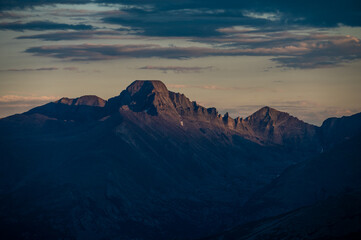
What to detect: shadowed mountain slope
<box><xmin>204</xmin><ymin>132</ymin><xmax>361</xmax><ymax>240</ymax></box>
<box><xmin>321</xmin><ymin>112</ymin><xmax>361</xmax><ymax>150</ymax></box>
<box><xmin>205</xmin><ymin>190</ymin><xmax>361</xmax><ymax>240</ymax></box>
<box><xmin>241</xmin><ymin>132</ymin><xmax>361</xmax><ymax>222</ymax></box>
<box><xmin>24</xmin><ymin>95</ymin><xmax>107</xmax><ymax>122</ymax></box>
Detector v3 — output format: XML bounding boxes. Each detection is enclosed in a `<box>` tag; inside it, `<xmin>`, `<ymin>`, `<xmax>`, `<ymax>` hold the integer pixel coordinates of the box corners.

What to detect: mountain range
<box><xmin>0</xmin><ymin>80</ymin><xmax>360</xmax><ymax>240</ymax></box>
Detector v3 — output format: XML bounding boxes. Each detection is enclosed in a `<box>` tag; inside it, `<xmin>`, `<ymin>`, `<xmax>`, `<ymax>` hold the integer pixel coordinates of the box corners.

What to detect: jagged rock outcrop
<box><xmin>107</xmin><ymin>80</ymin><xmax>224</xmax><ymax>126</ymax></box>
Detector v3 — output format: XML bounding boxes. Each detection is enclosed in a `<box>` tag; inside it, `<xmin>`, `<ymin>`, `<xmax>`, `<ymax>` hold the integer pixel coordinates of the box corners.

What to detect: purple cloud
<box><xmin>24</xmin><ymin>34</ymin><xmax>361</xmax><ymax>69</ymax></box>
<box><xmin>1</xmin><ymin>67</ymin><xmax>58</xmax><ymax>72</ymax></box>
<box><xmin>138</xmin><ymin>65</ymin><xmax>213</xmax><ymax>73</ymax></box>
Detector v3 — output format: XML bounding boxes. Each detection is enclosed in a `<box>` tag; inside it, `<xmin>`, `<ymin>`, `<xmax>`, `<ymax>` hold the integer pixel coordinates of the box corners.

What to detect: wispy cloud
<box><xmin>0</xmin><ymin>95</ymin><xmax>59</xmax><ymax>118</ymax></box>
<box><xmin>17</xmin><ymin>30</ymin><xmax>133</xmax><ymax>41</ymax></box>
<box><xmin>2</xmin><ymin>2</ymin><xmax>360</xmax><ymax>70</ymax></box>
<box><xmin>138</xmin><ymin>65</ymin><xmax>213</xmax><ymax>73</ymax></box>
<box><xmin>0</xmin><ymin>21</ymin><xmax>93</xmax><ymax>31</ymax></box>
<box><xmin>1</xmin><ymin>67</ymin><xmax>80</xmax><ymax>72</ymax></box>
<box><xmin>0</xmin><ymin>95</ymin><xmax>58</xmax><ymax>103</ymax></box>
<box><xmin>0</xmin><ymin>12</ymin><xmax>24</xmax><ymax>19</ymax></box>
<box><xmin>62</xmin><ymin>66</ymin><xmax>79</xmax><ymax>71</ymax></box>
<box><xmin>24</xmin><ymin>34</ymin><xmax>361</xmax><ymax>69</ymax></box>
<box><xmin>24</xmin><ymin>43</ymin><xmax>310</xmax><ymax>61</ymax></box>
<box><xmin>167</xmin><ymin>84</ymin><xmax>269</xmax><ymax>92</ymax></box>
<box><xmin>1</xmin><ymin>67</ymin><xmax>58</xmax><ymax>72</ymax></box>
<box><xmin>1</xmin><ymin>1</ymin><xmax>360</xmax><ymax>30</ymax></box>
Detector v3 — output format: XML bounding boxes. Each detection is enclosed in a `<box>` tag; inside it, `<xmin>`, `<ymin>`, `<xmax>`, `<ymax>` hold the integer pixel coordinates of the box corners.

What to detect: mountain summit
<box><xmin>107</xmin><ymin>80</ymin><xmax>179</xmax><ymax>116</ymax></box>
<box><xmin>126</xmin><ymin>80</ymin><xmax>169</xmax><ymax>95</ymax></box>
<box><xmin>243</xmin><ymin>106</ymin><xmax>318</xmax><ymax>147</ymax></box>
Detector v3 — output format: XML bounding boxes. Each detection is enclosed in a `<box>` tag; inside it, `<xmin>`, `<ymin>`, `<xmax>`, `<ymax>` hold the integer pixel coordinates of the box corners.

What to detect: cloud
<box><xmin>1</xmin><ymin>1</ymin><xmax>360</xmax><ymax>29</ymax></box>
<box><xmin>3</xmin><ymin>2</ymin><xmax>360</xmax><ymax>69</ymax></box>
<box><xmin>271</xmin><ymin>36</ymin><xmax>361</xmax><ymax>68</ymax></box>
<box><xmin>0</xmin><ymin>95</ymin><xmax>58</xmax><ymax>103</ymax></box>
<box><xmin>0</xmin><ymin>0</ymin><xmax>89</xmax><ymax>10</ymax></box>
<box><xmin>1</xmin><ymin>67</ymin><xmax>58</xmax><ymax>72</ymax></box>
<box><xmin>167</xmin><ymin>84</ymin><xmax>268</xmax><ymax>92</ymax></box>
<box><xmin>1</xmin><ymin>66</ymin><xmax>81</xmax><ymax>72</ymax></box>
<box><xmin>168</xmin><ymin>84</ymin><xmax>232</xmax><ymax>90</ymax></box>
<box><xmin>24</xmin><ymin>43</ymin><xmax>310</xmax><ymax>61</ymax></box>
<box><xmin>102</xmin><ymin>7</ymin><xmax>270</xmax><ymax>37</ymax></box>
<box><xmin>47</xmin><ymin>8</ymin><xmax>126</xmax><ymax>18</ymax></box>
<box><xmin>195</xmin><ymin>31</ymin><xmax>361</xmax><ymax>68</ymax></box>
<box><xmin>138</xmin><ymin>65</ymin><xmax>213</xmax><ymax>73</ymax></box>
<box><xmin>63</xmin><ymin>66</ymin><xmax>79</xmax><ymax>71</ymax></box>
<box><xmin>0</xmin><ymin>21</ymin><xmax>93</xmax><ymax>31</ymax></box>
<box><xmin>99</xmin><ymin>1</ymin><xmax>361</xmax><ymax>39</ymax></box>
<box><xmin>0</xmin><ymin>12</ymin><xmax>24</xmax><ymax>19</ymax></box>
<box><xmin>17</xmin><ymin>30</ymin><xmax>133</xmax><ymax>41</ymax></box>
<box><xmin>0</xmin><ymin>94</ymin><xmax>60</xmax><ymax>118</ymax></box>
<box><xmin>24</xmin><ymin>34</ymin><xmax>361</xmax><ymax>69</ymax></box>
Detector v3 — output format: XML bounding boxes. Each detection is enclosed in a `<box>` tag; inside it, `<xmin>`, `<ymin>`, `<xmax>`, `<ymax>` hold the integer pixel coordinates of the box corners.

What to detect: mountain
<box><xmin>239</xmin><ymin>106</ymin><xmax>320</xmax><ymax>150</ymax></box>
<box><xmin>0</xmin><ymin>80</ymin><xmax>361</xmax><ymax>240</ymax></box>
<box><xmin>24</xmin><ymin>95</ymin><xmax>107</xmax><ymax>123</ymax></box>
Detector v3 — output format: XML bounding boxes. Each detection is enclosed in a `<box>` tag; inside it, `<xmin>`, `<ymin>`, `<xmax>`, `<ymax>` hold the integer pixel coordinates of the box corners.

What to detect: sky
<box><xmin>0</xmin><ymin>0</ymin><xmax>360</xmax><ymax>125</ymax></box>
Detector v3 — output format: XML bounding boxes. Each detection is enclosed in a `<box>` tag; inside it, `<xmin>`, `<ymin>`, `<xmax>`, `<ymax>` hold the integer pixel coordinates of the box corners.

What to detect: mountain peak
<box><xmin>242</xmin><ymin>106</ymin><xmax>319</xmax><ymax>147</ymax></box>
<box><xmin>55</xmin><ymin>95</ymin><xmax>106</xmax><ymax>107</ymax></box>
<box><xmin>255</xmin><ymin>106</ymin><xmax>281</xmax><ymax>116</ymax></box>
<box><xmin>126</xmin><ymin>80</ymin><xmax>168</xmax><ymax>96</ymax></box>
<box><xmin>247</xmin><ymin>106</ymin><xmax>290</xmax><ymax>123</ymax></box>
<box><xmin>106</xmin><ymin>80</ymin><xmax>177</xmax><ymax>116</ymax></box>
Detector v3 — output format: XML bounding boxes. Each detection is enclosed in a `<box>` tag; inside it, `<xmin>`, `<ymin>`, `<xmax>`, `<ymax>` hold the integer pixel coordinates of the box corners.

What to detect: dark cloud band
<box><xmin>138</xmin><ymin>66</ymin><xmax>213</xmax><ymax>73</ymax></box>
<box><xmin>0</xmin><ymin>21</ymin><xmax>93</xmax><ymax>31</ymax></box>
<box><xmin>24</xmin><ymin>34</ymin><xmax>361</xmax><ymax>69</ymax></box>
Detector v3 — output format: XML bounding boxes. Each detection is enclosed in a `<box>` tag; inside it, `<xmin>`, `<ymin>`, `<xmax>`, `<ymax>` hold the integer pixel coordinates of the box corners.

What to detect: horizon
<box><xmin>1</xmin><ymin>1</ymin><xmax>361</xmax><ymax>125</ymax></box>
